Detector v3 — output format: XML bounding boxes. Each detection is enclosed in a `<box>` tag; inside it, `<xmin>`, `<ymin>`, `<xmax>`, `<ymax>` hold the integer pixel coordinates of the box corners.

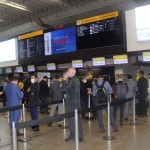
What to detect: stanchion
<box><xmin>12</xmin><ymin>122</ymin><xmax>17</xmax><ymax>150</ymax></box>
<box><xmin>19</xmin><ymin>104</ymin><xmax>31</xmax><ymax>142</ymax></box>
<box><xmin>7</xmin><ymin>111</ymin><xmax>9</xmax><ymax>123</ymax></box>
<box><xmin>130</xmin><ymin>97</ymin><xmax>138</xmax><ymax>125</ymax></box>
<box><xmin>103</xmin><ymin>95</ymin><xmax>115</xmax><ymax>140</ymax></box>
<box><xmin>75</xmin><ymin>109</ymin><xmax>79</xmax><ymax>150</ymax></box>
<box><xmin>61</xmin><ymin>99</ymin><xmax>68</xmax><ymax>129</ymax></box>
<box><xmin>86</xmin><ymin>94</ymin><xmax>94</xmax><ymax>120</ymax></box>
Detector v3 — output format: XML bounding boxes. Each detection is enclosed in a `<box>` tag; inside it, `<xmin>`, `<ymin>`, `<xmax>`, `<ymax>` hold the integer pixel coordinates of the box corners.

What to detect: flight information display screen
<box><xmin>44</xmin><ymin>27</ymin><xmax>76</xmax><ymax>55</ymax></box>
<box><xmin>18</xmin><ymin>30</ymin><xmax>44</xmax><ymax>59</ymax></box>
<box><xmin>77</xmin><ymin>11</ymin><xmax>122</xmax><ymax>50</ymax></box>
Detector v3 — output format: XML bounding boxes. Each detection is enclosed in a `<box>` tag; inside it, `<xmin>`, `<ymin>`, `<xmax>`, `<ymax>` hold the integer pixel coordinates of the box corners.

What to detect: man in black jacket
<box><xmin>28</xmin><ymin>75</ymin><xmax>40</xmax><ymax>132</ymax></box>
<box><xmin>62</xmin><ymin>68</ymin><xmax>83</xmax><ymax>142</ymax></box>
<box><xmin>137</xmin><ymin>70</ymin><xmax>148</xmax><ymax>117</ymax></box>
<box><xmin>39</xmin><ymin>76</ymin><xmax>49</xmax><ymax>114</ymax></box>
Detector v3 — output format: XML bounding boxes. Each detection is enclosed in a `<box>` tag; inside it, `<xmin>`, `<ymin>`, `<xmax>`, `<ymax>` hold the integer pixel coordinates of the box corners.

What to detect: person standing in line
<box><xmin>28</xmin><ymin>75</ymin><xmax>40</xmax><ymax>132</ymax></box>
<box><xmin>92</xmin><ymin>74</ymin><xmax>118</xmax><ymax>132</ymax></box>
<box><xmin>80</xmin><ymin>77</ymin><xmax>88</xmax><ymax>119</ymax></box>
<box><xmin>125</xmin><ymin>75</ymin><xmax>138</xmax><ymax>120</ymax></box>
<box><xmin>62</xmin><ymin>68</ymin><xmax>84</xmax><ymax>142</ymax></box>
<box><xmin>137</xmin><ymin>70</ymin><xmax>148</xmax><ymax>117</ymax></box>
<box><xmin>112</xmin><ymin>75</ymin><xmax>128</xmax><ymax>126</ymax></box>
<box><xmin>5</xmin><ymin>77</ymin><xmax>24</xmax><ymax>136</ymax></box>
<box><xmin>39</xmin><ymin>76</ymin><xmax>49</xmax><ymax>114</ymax></box>
<box><xmin>47</xmin><ymin>75</ymin><xmax>64</xmax><ymax>128</ymax></box>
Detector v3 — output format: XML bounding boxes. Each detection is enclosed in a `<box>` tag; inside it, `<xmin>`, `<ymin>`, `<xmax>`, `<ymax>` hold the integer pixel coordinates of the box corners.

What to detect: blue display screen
<box><xmin>44</xmin><ymin>27</ymin><xmax>76</xmax><ymax>55</ymax></box>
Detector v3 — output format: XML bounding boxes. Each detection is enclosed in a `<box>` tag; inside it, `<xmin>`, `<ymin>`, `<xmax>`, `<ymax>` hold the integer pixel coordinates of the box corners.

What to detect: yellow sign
<box><xmin>143</xmin><ymin>52</ymin><xmax>150</xmax><ymax>62</ymax></box>
<box><xmin>18</xmin><ymin>30</ymin><xmax>43</xmax><ymax>40</ymax></box>
<box><xmin>93</xmin><ymin>57</ymin><xmax>105</xmax><ymax>66</ymax></box>
<box><xmin>77</xmin><ymin>11</ymin><xmax>119</xmax><ymax>25</ymax></box>
<box><xmin>113</xmin><ymin>55</ymin><xmax>128</xmax><ymax>64</ymax></box>
<box><xmin>72</xmin><ymin>60</ymin><xmax>83</xmax><ymax>68</ymax></box>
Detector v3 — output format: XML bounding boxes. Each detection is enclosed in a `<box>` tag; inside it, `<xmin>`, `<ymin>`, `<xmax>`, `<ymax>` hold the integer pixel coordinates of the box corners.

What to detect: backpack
<box><xmin>95</xmin><ymin>81</ymin><xmax>107</xmax><ymax>105</ymax></box>
<box><xmin>115</xmin><ymin>81</ymin><xmax>127</xmax><ymax>99</ymax></box>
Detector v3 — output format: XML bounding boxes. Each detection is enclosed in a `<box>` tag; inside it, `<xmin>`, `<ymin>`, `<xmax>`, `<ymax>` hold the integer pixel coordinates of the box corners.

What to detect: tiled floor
<box><xmin>0</xmin><ymin>109</ymin><xmax>150</xmax><ymax>150</ymax></box>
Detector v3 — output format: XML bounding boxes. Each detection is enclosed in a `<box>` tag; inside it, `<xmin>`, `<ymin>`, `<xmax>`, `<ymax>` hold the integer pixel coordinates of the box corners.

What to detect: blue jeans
<box><xmin>125</xmin><ymin>98</ymin><xmax>133</xmax><ymax>118</ymax></box>
<box><xmin>30</xmin><ymin>107</ymin><xmax>39</xmax><ymax>129</ymax></box>
<box><xmin>113</xmin><ymin>103</ymin><xmax>125</xmax><ymax>125</ymax></box>
<box><xmin>97</xmin><ymin>108</ymin><xmax>116</xmax><ymax>130</ymax></box>
<box><xmin>40</xmin><ymin>96</ymin><xmax>48</xmax><ymax>113</ymax></box>
<box><xmin>9</xmin><ymin>110</ymin><xmax>20</xmax><ymax>128</ymax></box>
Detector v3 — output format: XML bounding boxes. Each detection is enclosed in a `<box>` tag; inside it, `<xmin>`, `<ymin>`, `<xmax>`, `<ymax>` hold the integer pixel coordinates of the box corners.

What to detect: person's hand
<box><xmin>63</xmin><ymin>75</ymin><xmax>68</xmax><ymax>81</ymax></box>
<box><xmin>0</xmin><ymin>91</ymin><xmax>3</xmax><ymax>95</ymax></box>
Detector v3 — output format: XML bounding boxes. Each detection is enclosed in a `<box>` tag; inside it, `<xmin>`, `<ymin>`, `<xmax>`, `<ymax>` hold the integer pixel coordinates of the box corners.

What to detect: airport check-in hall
<box><xmin>1</xmin><ymin>0</ymin><xmax>150</xmax><ymax>150</ymax></box>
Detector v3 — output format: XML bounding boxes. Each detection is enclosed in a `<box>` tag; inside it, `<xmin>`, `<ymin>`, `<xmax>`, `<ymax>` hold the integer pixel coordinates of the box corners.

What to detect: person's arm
<box><xmin>49</xmin><ymin>84</ymin><xmax>53</xmax><ymax>96</ymax></box>
<box><xmin>62</xmin><ymin>80</ymin><xmax>72</xmax><ymax>93</ymax></box>
<box><xmin>16</xmin><ymin>86</ymin><xmax>24</xmax><ymax>99</ymax></box>
<box><xmin>106</xmin><ymin>81</ymin><xmax>112</xmax><ymax>94</ymax></box>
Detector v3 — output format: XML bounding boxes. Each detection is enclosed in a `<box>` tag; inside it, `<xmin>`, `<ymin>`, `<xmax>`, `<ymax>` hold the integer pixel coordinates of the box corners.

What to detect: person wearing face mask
<box><xmin>5</xmin><ymin>76</ymin><xmax>24</xmax><ymax>136</ymax></box>
<box><xmin>28</xmin><ymin>74</ymin><xmax>40</xmax><ymax>132</ymax></box>
<box><xmin>62</xmin><ymin>68</ymin><xmax>84</xmax><ymax>142</ymax></box>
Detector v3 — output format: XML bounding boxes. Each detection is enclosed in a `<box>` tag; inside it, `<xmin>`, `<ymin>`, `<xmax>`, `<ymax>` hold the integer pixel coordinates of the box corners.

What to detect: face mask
<box><xmin>31</xmin><ymin>79</ymin><xmax>35</xmax><ymax>83</ymax></box>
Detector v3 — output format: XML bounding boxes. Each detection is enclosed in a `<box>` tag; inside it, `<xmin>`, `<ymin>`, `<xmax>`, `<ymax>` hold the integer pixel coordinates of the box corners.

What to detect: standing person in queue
<box><xmin>28</xmin><ymin>75</ymin><xmax>40</xmax><ymax>132</ymax></box>
<box><xmin>112</xmin><ymin>75</ymin><xmax>128</xmax><ymax>126</ymax></box>
<box><xmin>47</xmin><ymin>75</ymin><xmax>64</xmax><ymax>128</ymax></box>
<box><xmin>125</xmin><ymin>75</ymin><xmax>138</xmax><ymax>120</ymax></box>
<box><xmin>5</xmin><ymin>77</ymin><xmax>24</xmax><ymax>136</ymax></box>
<box><xmin>92</xmin><ymin>74</ymin><xmax>118</xmax><ymax>132</ymax></box>
<box><xmin>62</xmin><ymin>68</ymin><xmax>84</xmax><ymax>142</ymax></box>
<box><xmin>39</xmin><ymin>76</ymin><xmax>49</xmax><ymax>114</ymax></box>
<box><xmin>137</xmin><ymin>70</ymin><xmax>148</xmax><ymax>117</ymax></box>
<box><xmin>80</xmin><ymin>77</ymin><xmax>88</xmax><ymax>119</ymax></box>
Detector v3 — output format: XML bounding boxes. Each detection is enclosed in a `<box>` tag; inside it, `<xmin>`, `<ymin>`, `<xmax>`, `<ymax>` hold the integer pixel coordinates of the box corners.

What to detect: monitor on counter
<box><xmin>16</xmin><ymin>66</ymin><xmax>23</xmax><ymax>73</ymax></box>
<box><xmin>0</xmin><ymin>68</ymin><xmax>3</xmax><ymax>75</ymax></box>
<box><xmin>143</xmin><ymin>52</ymin><xmax>150</xmax><ymax>62</ymax></box>
<box><xmin>113</xmin><ymin>54</ymin><xmax>128</xmax><ymax>64</ymax></box>
<box><xmin>27</xmin><ymin>65</ymin><xmax>35</xmax><ymax>72</ymax></box>
<box><xmin>47</xmin><ymin>63</ymin><xmax>56</xmax><ymax>70</ymax></box>
<box><xmin>72</xmin><ymin>60</ymin><xmax>83</xmax><ymax>68</ymax></box>
<box><xmin>5</xmin><ymin>68</ymin><xmax>12</xmax><ymax>74</ymax></box>
<box><xmin>92</xmin><ymin>57</ymin><xmax>106</xmax><ymax>66</ymax></box>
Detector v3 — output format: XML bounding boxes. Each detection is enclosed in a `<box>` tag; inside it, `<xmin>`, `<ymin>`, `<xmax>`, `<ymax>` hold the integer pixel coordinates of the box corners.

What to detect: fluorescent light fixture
<box><xmin>0</xmin><ymin>0</ymin><xmax>30</xmax><ymax>11</ymax></box>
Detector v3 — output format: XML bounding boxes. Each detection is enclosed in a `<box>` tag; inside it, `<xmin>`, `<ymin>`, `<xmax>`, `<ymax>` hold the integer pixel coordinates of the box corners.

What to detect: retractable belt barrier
<box><xmin>15</xmin><ymin>98</ymin><xmax>133</xmax><ymax>130</ymax></box>
<box><xmin>0</xmin><ymin>100</ymin><xmax>63</xmax><ymax>113</ymax></box>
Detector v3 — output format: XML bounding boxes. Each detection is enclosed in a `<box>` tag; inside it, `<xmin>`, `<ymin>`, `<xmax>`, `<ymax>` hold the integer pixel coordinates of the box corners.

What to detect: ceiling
<box><xmin>0</xmin><ymin>0</ymin><xmax>150</xmax><ymax>41</ymax></box>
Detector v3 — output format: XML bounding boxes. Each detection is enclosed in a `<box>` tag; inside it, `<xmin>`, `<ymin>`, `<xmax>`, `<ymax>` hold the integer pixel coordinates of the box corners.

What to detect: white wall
<box><xmin>0</xmin><ymin>38</ymin><xmax>18</xmax><ymax>67</ymax></box>
<box><xmin>125</xmin><ymin>9</ymin><xmax>150</xmax><ymax>52</ymax></box>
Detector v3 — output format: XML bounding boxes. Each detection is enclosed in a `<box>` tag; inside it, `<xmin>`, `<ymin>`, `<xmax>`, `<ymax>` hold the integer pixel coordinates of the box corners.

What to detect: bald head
<box><xmin>67</xmin><ymin>68</ymin><xmax>76</xmax><ymax>78</ymax></box>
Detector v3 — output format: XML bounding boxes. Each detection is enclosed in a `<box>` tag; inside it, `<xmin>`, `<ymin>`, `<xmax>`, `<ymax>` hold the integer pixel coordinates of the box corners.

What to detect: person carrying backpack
<box><xmin>92</xmin><ymin>74</ymin><xmax>118</xmax><ymax>132</ymax></box>
<box><xmin>112</xmin><ymin>75</ymin><xmax>128</xmax><ymax>126</ymax></box>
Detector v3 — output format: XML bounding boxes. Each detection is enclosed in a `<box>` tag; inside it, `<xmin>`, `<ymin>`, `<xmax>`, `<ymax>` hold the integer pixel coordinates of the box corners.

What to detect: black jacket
<box><xmin>80</xmin><ymin>81</ymin><xmax>88</xmax><ymax>100</ymax></box>
<box><xmin>62</xmin><ymin>76</ymin><xmax>81</xmax><ymax>111</ymax></box>
<box><xmin>39</xmin><ymin>80</ymin><xmax>49</xmax><ymax>96</ymax></box>
<box><xmin>28</xmin><ymin>82</ymin><xmax>40</xmax><ymax>106</ymax></box>
<box><xmin>137</xmin><ymin>76</ymin><xmax>148</xmax><ymax>93</ymax></box>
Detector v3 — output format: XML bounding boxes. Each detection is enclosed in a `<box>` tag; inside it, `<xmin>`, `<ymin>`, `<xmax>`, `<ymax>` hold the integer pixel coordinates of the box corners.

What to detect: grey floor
<box><xmin>0</xmin><ymin>107</ymin><xmax>150</xmax><ymax>150</ymax></box>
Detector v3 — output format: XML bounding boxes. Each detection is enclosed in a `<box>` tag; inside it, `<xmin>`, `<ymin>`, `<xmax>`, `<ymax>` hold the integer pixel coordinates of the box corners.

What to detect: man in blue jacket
<box><xmin>5</xmin><ymin>76</ymin><xmax>24</xmax><ymax>136</ymax></box>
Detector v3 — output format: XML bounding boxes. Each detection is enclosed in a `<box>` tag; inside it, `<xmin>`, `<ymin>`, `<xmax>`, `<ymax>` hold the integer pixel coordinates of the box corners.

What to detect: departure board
<box><xmin>18</xmin><ymin>30</ymin><xmax>44</xmax><ymax>59</ymax></box>
<box><xmin>77</xmin><ymin>11</ymin><xmax>122</xmax><ymax>50</ymax></box>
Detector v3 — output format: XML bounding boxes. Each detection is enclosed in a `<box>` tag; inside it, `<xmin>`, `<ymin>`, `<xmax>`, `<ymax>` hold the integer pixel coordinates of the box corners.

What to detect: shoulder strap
<box><xmin>101</xmin><ymin>81</ymin><xmax>105</xmax><ymax>88</ymax></box>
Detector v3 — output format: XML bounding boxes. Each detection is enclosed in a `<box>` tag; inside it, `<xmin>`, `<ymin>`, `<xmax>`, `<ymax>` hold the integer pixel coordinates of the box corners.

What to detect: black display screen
<box><xmin>77</xmin><ymin>13</ymin><xmax>122</xmax><ymax>50</ymax></box>
<box><xmin>18</xmin><ymin>35</ymin><xmax>44</xmax><ymax>59</ymax></box>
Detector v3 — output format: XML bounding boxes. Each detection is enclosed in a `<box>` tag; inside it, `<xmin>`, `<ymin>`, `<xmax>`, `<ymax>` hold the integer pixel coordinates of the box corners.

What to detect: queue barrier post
<box><xmin>130</xmin><ymin>97</ymin><xmax>138</xmax><ymax>125</ymax></box>
<box><xmin>86</xmin><ymin>94</ymin><xmax>94</xmax><ymax>120</ymax></box>
<box><xmin>12</xmin><ymin>122</ymin><xmax>17</xmax><ymax>150</ymax></box>
<box><xmin>19</xmin><ymin>104</ymin><xmax>31</xmax><ymax>142</ymax></box>
<box><xmin>75</xmin><ymin>109</ymin><xmax>79</xmax><ymax>150</ymax></box>
<box><xmin>103</xmin><ymin>95</ymin><xmax>115</xmax><ymax>140</ymax></box>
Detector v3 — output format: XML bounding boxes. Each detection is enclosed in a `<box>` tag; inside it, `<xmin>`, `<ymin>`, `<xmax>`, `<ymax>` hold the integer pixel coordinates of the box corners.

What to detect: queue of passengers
<box><xmin>0</xmin><ymin>69</ymin><xmax>148</xmax><ymax>141</ymax></box>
